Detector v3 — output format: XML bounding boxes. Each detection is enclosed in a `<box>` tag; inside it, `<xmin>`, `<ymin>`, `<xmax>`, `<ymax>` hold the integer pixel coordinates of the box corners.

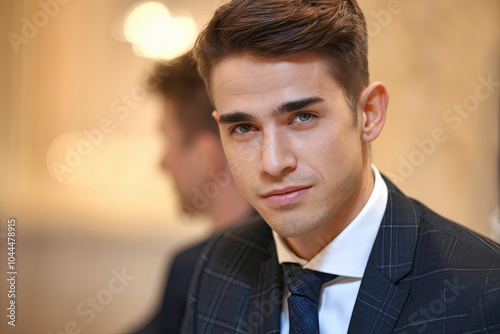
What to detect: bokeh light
<box><xmin>124</xmin><ymin>2</ymin><xmax>171</xmax><ymax>44</ymax></box>
<box><xmin>124</xmin><ymin>2</ymin><xmax>197</xmax><ymax>59</ymax></box>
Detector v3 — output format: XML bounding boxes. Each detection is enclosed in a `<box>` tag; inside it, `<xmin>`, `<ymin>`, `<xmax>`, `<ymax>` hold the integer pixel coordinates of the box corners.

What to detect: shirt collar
<box><xmin>273</xmin><ymin>165</ymin><xmax>388</xmax><ymax>278</ymax></box>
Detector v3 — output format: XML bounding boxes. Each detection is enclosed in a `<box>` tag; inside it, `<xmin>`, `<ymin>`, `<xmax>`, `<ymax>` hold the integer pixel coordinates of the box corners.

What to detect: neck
<box><xmin>285</xmin><ymin>161</ymin><xmax>375</xmax><ymax>261</ymax></box>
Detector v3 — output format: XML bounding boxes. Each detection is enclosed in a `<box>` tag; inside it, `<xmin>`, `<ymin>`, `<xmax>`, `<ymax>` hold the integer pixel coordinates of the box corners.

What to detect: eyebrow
<box><xmin>274</xmin><ymin>97</ymin><xmax>324</xmax><ymax>116</ymax></box>
<box><xmin>217</xmin><ymin>96</ymin><xmax>324</xmax><ymax>125</ymax></box>
<box><xmin>218</xmin><ymin>111</ymin><xmax>256</xmax><ymax>125</ymax></box>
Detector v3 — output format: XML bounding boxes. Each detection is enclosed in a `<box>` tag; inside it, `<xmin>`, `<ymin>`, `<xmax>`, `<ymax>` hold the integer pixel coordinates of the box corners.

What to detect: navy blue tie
<box><xmin>281</xmin><ymin>262</ymin><xmax>338</xmax><ymax>334</ymax></box>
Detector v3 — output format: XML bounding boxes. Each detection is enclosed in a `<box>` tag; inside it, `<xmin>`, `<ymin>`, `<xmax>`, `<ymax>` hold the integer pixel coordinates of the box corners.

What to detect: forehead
<box><xmin>211</xmin><ymin>53</ymin><xmax>343</xmax><ymax>112</ymax></box>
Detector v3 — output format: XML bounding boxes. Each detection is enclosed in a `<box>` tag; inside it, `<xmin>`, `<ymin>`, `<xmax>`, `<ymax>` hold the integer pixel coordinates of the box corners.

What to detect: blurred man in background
<box><xmin>135</xmin><ymin>52</ymin><xmax>253</xmax><ymax>334</ymax></box>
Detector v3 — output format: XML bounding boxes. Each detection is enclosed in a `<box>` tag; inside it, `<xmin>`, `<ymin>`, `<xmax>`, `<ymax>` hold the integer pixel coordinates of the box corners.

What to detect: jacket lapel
<box><xmin>253</xmin><ymin>237</ymin><xmax>283</xmax><ymax>334</ymax></box>
<box><xmin>221</xmin><ymin>218</ymin><xmax>282</xmax><ymax>334</ymax></box>
<box><xmin>348</xmin><ymin>178</ymin><xmax>419</xmax><ymax>333</ymax></box>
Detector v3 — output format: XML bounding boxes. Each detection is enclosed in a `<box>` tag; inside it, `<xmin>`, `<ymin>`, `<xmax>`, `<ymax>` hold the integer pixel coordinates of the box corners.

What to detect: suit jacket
<box><xmin>136</xmin><ymin>212</ymin><xmax>258</xmax><ymax>334</ymax></box>
<box><xmin>182</xmin><ymin>178</ymin><xmax>500</xmax><ymax>333</ymax></box>
<box><xmin>135</xmin><ymin>241</ymin><xmax>207</xmax><ymax>334</ymax></box>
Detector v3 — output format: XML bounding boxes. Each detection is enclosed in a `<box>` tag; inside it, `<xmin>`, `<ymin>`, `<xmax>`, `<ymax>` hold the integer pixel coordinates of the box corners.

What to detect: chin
<box><xmin>266</xmin><ymin>214</ymin><xmax>323</xmax><ymax>239</ymax></box>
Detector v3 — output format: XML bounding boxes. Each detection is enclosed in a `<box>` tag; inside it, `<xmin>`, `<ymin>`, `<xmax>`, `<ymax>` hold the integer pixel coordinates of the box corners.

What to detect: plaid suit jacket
<box><xmin>182</xmin><ymin>179</ymin><xmax>500</xmax><ymax>333</ymax></box>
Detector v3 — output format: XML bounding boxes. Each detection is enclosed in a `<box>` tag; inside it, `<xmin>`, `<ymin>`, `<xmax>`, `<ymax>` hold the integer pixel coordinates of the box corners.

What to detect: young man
<box><xmin>182</xmin><ymin>1</ymin><xmax>500</xmax><ymax>333</ymax></box>
<box><xmin>135</xmin><ymin>53</ymin><xmax>253</xmax><ymax>334</ymax></box>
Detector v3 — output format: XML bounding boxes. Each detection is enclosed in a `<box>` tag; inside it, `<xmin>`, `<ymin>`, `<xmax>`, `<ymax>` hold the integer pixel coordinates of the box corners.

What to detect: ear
<box><xmin>357</xmin><ymin>81</ymin><xmax>389</xmax><ymax>142</ymax></box>
<box><xmin>212</xmin><ymin>110</ymin><xmax>219</xmax><ymax>123</ymax></box>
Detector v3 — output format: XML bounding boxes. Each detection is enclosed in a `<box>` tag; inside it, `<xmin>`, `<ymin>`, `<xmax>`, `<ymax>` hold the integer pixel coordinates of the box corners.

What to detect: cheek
<box><xmin>306</xmin><ymin>128</ymin><xmax>362</xmax><ymax>176</ymax></box>
<box><xmin>226</xmin><ymin>154</ymin><xmax>251</xmax><ymax>190</ymax></box>
<box><xmin>224</xmin><ymin>141</ymin><xmax>259</xmax><ymax>175</ymax></box>
<box><xmin>227</xmin><ymin>159</ymin><xmax>254</xmax><ymax>203</ymax></box>
<box><xmin>223</xmin><ymin>144</ymin><xmax>259</xmax><ymax>196</ymax></box>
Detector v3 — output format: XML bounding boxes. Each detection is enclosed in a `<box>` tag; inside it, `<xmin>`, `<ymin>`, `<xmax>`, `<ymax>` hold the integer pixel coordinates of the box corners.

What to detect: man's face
<box><xmin>211</xmin><ymin>52</ymin><xmax>367</xmax><ymax>238</ymax></box>
<box><xmin>159</xmin><ymin>96</ymin><xmax>206</xmax><ymax>212</ymax></box>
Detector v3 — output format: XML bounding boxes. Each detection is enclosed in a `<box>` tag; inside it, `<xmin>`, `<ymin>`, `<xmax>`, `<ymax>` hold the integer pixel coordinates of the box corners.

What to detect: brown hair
<box><xmin>148</xmin><ymin>52</ymin><xmax>217</xmax><ymax>144</ymax></box>
<box><xmin>193</xmin><ymin>0</ymin><xmax>369</xmax><ymax>113</ymax></box>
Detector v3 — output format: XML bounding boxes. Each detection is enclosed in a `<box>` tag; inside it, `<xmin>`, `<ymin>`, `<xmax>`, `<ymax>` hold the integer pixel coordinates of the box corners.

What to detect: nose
<box><xmin>160</xmin><ymin>152</ymin><xmax>170</xmax><ymax>173</ymax></box>
<box><xmin>258</xmin><ymin>131</ymin><xmax>297</xmax><ymax>177</ymax></box>
<box><xmin>160</xmin><ymin>141</ymin><xmax>172</xmax><ymax>173</ymax></box>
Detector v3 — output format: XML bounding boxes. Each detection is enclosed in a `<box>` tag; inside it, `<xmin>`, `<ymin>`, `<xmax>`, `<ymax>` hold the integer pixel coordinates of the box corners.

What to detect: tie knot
<box><xmin>281</xmin><ymin>262</ymin><xmax>337</xmax><ymax>302</ymax></box>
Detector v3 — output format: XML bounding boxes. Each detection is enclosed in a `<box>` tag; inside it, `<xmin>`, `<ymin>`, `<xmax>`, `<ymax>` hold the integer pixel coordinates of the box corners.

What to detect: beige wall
<box><xmin>0</xmin><ymin>0</ymin><xmax>498</xmax><ymax>333</ymax></box>
<box><xmin>366</xmin><ymin>0</ymin><xmax>499</xmax><ymax>239</ymax></box>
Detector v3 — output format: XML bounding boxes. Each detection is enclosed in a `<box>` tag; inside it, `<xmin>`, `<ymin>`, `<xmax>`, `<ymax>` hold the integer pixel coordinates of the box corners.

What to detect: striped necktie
<box><xmin>281</xmin><ymin>262</ymin><xmax>338</xmax><ymax>334</ymax></box>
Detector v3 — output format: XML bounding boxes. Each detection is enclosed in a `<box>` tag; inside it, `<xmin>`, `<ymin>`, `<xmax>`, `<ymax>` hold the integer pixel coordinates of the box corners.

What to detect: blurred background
<box><xmin>0</xmin><ymin>0</ymin><xmax>498</xmax><ymax>333</ymax></box>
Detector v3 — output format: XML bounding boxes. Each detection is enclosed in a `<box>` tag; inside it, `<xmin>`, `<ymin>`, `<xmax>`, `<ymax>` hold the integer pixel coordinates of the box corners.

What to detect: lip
<box><xmin>260</xmin><ymin>186</ymin><xmax>311</xmax><ymax>206</ymax></box>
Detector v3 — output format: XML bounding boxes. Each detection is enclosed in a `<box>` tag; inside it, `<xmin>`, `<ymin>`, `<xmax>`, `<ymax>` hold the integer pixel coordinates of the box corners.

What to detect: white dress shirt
<box><xmin>273</xmin><ymin>165</ymin><xmax>388</xmax><ymax>334</ymax></box>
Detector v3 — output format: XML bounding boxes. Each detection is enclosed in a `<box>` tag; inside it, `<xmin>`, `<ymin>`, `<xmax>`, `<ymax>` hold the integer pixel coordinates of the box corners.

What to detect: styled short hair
<box><xmin>193</xmin><ymin>0</ymin><xmax>369</xmax><ymax>113</ymax></box>
<box><xmin>148</xmin><ymin>52</ymin><xmax>217</xmax><ymax>144</ymax></box>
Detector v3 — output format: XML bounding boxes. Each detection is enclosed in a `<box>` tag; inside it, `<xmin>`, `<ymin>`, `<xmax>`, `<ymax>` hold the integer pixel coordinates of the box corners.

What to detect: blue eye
<box><xmin>297</xmin><ymin>113</ymin><xmax>313</xmax><ymax>122</ymax></box>
<box><xmin>230</xmin><ymin>124</ymin><xmax>253</xmax><ymax>134</ymax></box>
<box><xmin>237</xmin><ymin>124</ymin><xmax>252</xmax><ymax>133</ymax></box>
